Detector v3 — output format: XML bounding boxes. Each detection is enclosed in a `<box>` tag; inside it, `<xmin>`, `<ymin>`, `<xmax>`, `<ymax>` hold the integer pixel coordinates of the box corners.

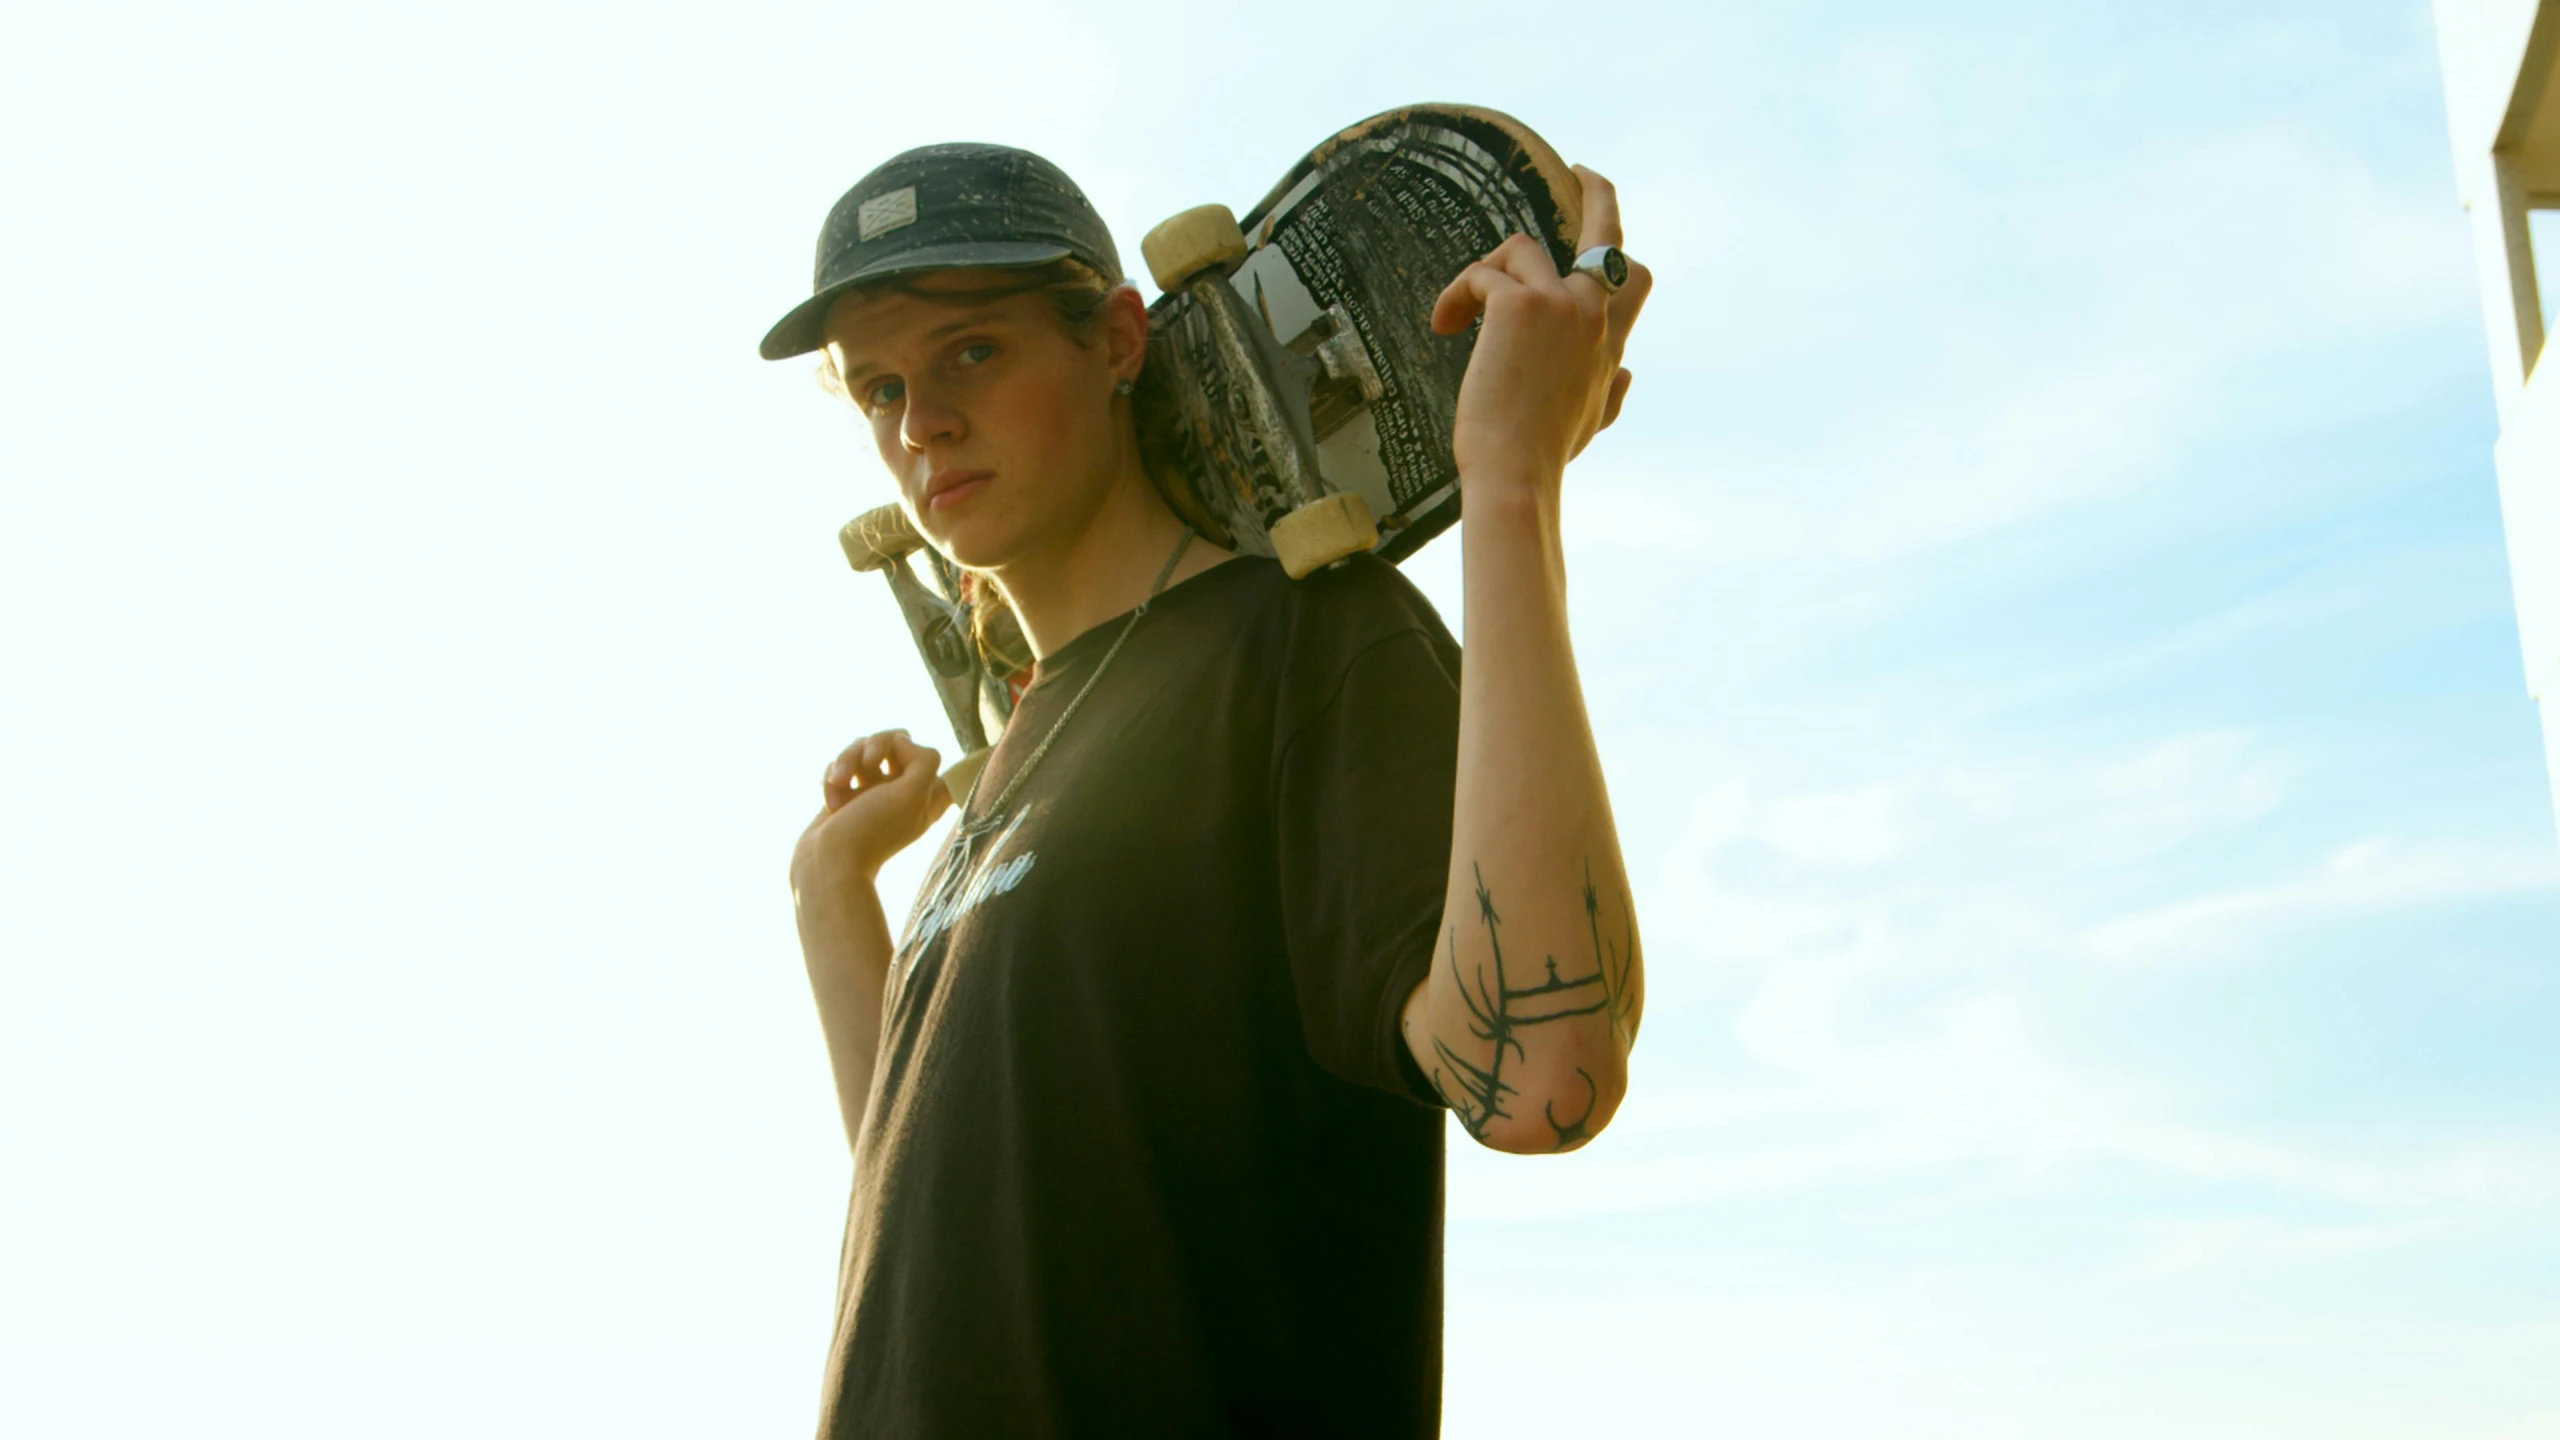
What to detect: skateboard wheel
<box><xmin>1141</xmin><ymin>204</ymin><xmax>1248</xmax><ymax>292</ymax></box>
<box><xmin>940</xmin><ymin>747</ymin><xmax>992</xmax><ymax>806</ymax></box>
<box><xmin>840</xmin><ymin>504</ymin><xmax>924</xmax><ymax>573</ymax></box>
<box><xmin>1268</xmin><ymin>491</ymin><xmax>1378</xmax><ymax>580</ymax></box>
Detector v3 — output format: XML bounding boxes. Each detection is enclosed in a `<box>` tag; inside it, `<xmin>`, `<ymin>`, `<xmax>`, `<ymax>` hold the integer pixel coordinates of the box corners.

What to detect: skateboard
<box><xmin>838</xmin><ymin>104</ymin><xmax>1583</xmax><ymax>797</ymax></box>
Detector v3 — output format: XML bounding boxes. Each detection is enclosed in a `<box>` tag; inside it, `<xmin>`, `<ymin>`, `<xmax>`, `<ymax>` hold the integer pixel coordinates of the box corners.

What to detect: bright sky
<box><xmin>6</xmin><ymin>1</ymin><xmax>2557</xmax><ymax>1436</ymax></box>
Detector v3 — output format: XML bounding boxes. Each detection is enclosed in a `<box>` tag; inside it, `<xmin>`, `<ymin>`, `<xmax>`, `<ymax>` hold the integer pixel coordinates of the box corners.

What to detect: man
<box><xmin>768</xmin><ymin>140</ymin><xmax>1649</xmax><ymax>1436</ymax></box>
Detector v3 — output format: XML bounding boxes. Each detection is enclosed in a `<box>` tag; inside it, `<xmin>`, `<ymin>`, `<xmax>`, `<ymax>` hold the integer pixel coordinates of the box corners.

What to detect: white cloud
<box><xmin>2088</xmin><ymin>837</ymin><xmax>2560</xmax><ymax>959</ymax></box>
<box><xmin>1541</xmin><ymin>729</ymin><xmax>2556</xmax><ymax>1230</ymax></box>
<box><xmin>1592</xmin><ymin>117</ymin><xmax>2474</xmax><ymax>576</ymax></box>
<box><xmin>1760</xmin><ymin>783</ymin><xmax>1902</xmax><ymax>865</ymax></box>
<box><xmin>2093</xmin><ymin>730</ymin><xmax>2290</xmax><ymax>853</ymax></box>
<box><xmin>2132</xmin><ymin>1214</ymin><xmax>2455</xmax><ymax>1277</ymax></box>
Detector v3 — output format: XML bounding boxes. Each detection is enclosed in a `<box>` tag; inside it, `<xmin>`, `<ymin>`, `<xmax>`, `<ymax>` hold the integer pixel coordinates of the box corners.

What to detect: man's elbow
<box><xmin>1468</xmin><ymin>1048</ymin><xmax>1628</xmax><ymax>1155</ymax></box>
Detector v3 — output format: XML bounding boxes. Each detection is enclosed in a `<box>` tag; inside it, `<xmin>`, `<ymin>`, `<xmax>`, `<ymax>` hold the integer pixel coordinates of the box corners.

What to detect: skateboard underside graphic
<box><xmin>1136</xmin><ymin>105</ymin><xmax>1581</xmax><ymax>571</ymax></box>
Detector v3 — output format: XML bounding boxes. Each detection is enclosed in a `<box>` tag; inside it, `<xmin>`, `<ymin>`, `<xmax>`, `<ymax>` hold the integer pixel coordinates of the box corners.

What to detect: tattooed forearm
<box><xmin>1428</xmin><ymin>860</ymin><xmax>1643</xmax><ymax>1150</ymax></box>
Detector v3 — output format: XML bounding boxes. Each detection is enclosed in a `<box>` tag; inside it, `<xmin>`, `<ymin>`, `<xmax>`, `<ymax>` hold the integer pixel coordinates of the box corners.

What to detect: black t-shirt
<box><xmin>817</xmin><ymin>553</ymin><xmax>1460</xmax><ymax>1439</ymax></box>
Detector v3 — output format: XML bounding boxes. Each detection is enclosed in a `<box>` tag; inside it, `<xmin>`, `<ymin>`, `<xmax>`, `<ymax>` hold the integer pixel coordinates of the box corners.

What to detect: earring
<box><xmin>1115</xmin><ymin>378</ymin><xmax>1134</xmax><ymax>397</ymax></box>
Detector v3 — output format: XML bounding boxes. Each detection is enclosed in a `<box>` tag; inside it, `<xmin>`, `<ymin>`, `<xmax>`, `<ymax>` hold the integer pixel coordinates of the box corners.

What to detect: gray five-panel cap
<box><xmin>759</xmin><ymin>143</ymin><xmax>1125</xmax><ymax>361</ymax></box>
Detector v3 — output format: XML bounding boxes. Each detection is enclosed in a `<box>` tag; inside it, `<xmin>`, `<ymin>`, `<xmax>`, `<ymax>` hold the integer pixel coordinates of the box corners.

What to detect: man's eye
<box><xmin>863</xmin><ymin>377</ymin><xmax>906</xmax><ymax>411</ymax></box>
<box><xmin>956</xmin><ymin>342</ymin><xmax>995</xmax><ymax>366</ymax></box>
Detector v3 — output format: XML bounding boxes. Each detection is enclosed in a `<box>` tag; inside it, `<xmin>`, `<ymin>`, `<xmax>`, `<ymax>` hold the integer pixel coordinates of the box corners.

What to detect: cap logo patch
<box><xmin>857</xmin><ymin>186</ymin><xmax>918</xmax><ymax>243</ymax></box>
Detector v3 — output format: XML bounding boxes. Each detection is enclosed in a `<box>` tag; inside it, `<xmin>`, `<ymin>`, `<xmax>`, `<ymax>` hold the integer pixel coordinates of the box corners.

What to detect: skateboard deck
<box><xmin>839</xmin><ymin>104</ymin><xmax>1581</xmax><ymax>794</ymax></box>
<box><xmin>1134</xmin><ymin>104</ymin><xmax>1581</xmax><ymax>569</ymax></box>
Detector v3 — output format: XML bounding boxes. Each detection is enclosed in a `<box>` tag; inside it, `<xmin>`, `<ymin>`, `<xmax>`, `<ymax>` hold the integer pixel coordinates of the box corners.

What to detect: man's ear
<box><xmin>1105</xmin><ymin>284</ymin><xmax>1150</xmax><ymax>380</ymax></box>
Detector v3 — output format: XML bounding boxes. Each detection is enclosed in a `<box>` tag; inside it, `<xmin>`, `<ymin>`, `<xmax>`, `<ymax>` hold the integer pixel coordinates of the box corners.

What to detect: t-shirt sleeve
<box><xmin>1273</xmin><ymin>617</ymin><xmax>1460</xmax><ymax>1109</ymax></box>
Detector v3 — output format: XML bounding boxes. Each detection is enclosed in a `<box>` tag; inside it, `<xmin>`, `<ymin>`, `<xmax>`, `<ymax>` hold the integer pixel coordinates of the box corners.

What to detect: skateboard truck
<box><xmin>1142</xmin><ymin>204</ymin><xmax>1379</xmax><ymax>579</ymax></box>
<box><xmin>1297</xmin><ymin>302</ymin><xmax>1387</xmax><ymax>438</ymax></box>
<box><xmin>839</xmin><ymin>504</ymin><xmax>1014</xmax><ymax>804</ymax></box>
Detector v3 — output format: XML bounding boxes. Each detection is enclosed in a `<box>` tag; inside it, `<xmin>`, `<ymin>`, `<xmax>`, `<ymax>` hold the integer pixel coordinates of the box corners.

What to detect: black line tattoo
<box><xmin>1584</xmin><ymin>859</ymin><xmax>1641</xmax><ymax>1050</ymax></box>
<box><xmin>1426</xmin><ymin>860</ymin><xmax>1641</xmax><ymax>1149</ymax></box>
<box><xmin>1544</xmin><ymin>1067</ymin><xmax>1599</xmax><ymax>1148</ymax></box>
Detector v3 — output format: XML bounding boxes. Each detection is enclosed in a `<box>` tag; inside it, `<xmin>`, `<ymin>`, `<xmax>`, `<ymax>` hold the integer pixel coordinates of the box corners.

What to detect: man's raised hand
<box><xmin>1429</xmin><ymin>165</ymin><xmax>1654</xmax><ymax>492</ymax></box>
<box><xmin>792</xmin><ymin>729</ymin><xmax>953</xmax><ymax>894</ymax></box>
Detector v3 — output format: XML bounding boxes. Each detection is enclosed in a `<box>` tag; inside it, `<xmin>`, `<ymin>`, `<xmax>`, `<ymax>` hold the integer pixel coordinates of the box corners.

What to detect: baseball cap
<box><xmin>758</xmin><ymin>142</ymin><xmax>1125</xmax><ymax>361</ymax></box>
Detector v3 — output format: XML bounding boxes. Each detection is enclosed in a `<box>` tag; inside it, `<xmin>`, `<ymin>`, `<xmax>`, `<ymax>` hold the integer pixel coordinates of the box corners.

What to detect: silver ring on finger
<box><xmin>1571</xmin><ymin>245</ymin><xmax>1630</xmax><ymax>293</ymax></box>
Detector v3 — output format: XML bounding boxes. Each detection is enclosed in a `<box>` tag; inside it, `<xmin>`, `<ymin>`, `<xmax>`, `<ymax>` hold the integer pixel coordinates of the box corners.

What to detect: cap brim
<box><xmin>757</xmin><ymin>240</ymin><xmax>1081</xmax><ymax>360</ymax></box>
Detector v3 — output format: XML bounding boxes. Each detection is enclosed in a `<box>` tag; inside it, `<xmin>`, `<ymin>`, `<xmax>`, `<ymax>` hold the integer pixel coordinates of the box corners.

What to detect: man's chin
<box><xmin>920</xmin><ymin>510</ymin><xmax>1023</xmax><ymax>573</ymax></box>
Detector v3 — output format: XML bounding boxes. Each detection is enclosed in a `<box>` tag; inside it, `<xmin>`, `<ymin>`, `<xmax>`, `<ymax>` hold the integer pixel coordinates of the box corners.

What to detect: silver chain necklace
<box><xmin>953</xmin><ymin>523</ymin><xmax>1196</xmax><ymax>837</ymax></box>
<box><xmin>895</xmin><ymin>526</ymin><xmax>1197</xmax><ymax>967</ymax></box>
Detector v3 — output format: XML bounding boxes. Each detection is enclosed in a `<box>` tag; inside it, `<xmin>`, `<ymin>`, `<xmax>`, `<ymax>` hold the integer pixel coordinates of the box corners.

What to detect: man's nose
<box><xmin>899</xmin><ymin>381</ymin><xmax>965</xmax><ymax>453</ymax></box>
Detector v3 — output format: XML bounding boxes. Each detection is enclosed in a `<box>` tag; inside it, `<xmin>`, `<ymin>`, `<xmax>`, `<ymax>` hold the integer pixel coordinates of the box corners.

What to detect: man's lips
<box><xmin>922</xmin><ymin>468</ymin><xmax>993</xmax><ymax>512</ymax></box>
